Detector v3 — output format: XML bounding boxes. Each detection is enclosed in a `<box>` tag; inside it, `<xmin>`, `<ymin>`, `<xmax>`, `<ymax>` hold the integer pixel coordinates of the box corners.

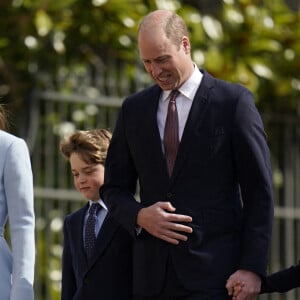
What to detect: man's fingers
<box><xmin>167</xmin><ymin>213</ymin><xmax>193</xmax><ymax>223</ymax></box>
<box><xmin>160</xmin><ymin>235</ymin><xmax>180</xmax><ymax>245</ymax></box>
<box><xmin>158</xmin><ymin>202</ymin><xmax>193</xmax><ymax>222</ymax></box>
<box><xmin>226</xmin><ymin>282</ymin><xmax>234</xmax><ymax>296</ymax></box>
<box><xmin>167</xmin><ymin>221</ymin><xmax>193</xmax><ymax>233</ymax></box>
<box><xmin>160</xmin><ymin>230</ymin><xmax>190</xmax><ymax>244</ymax></box>
<box><xmin>155</xmin><ymin>221</ymin><xmax>193</xmax><ymax>243</ymax></box>
<box><xmin>227</xmin><ymin>286</ymin><xmax>233</xmax><ymax>296</ymax></box>
<box><xmin>137</xmin><ymin>202</ymin><xmax>193</xmax><ymax>244</ymax></box>
<box><xmin>226</xmin><ymin>270</ymin><xmax>260</xmax><ymax>300</ymax></box>
<box><xmin>158</xmin><ymin>201</ymin><xmax>176</xmax><ymax>212</ymax></box>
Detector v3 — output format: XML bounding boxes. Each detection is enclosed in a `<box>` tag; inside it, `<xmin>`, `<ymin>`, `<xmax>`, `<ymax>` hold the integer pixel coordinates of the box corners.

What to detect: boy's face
<box><xmin>70</xmin><ymin>152</ymin><xmax>104</xmax><ymax>201</ymax></box>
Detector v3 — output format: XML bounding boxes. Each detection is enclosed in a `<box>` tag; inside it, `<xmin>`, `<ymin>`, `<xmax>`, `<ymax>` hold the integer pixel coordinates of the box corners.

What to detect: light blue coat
<box><xmin>0</xmin><ymin>130</ymin><xmax>35</xmax><ymax>300</ymax></box>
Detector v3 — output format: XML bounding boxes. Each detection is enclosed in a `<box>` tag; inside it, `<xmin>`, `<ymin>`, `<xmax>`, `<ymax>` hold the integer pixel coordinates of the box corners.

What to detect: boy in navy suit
<box><xmin>59</xmin><ymin>129</ymin><xmax>132</xmax><ymax>300</ymax></box>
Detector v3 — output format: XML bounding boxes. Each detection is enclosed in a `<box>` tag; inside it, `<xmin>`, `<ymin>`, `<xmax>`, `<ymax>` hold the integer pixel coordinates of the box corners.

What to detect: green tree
<box><xmin>0</xmin><ymin>0</ymin><xmax>299</xmax><ymax>129</ymax></box>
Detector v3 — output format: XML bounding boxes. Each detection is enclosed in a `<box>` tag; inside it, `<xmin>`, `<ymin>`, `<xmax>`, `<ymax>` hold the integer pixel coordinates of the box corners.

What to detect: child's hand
<box><xmin>226</xmin><ymin>279</ymin><xmax>245</xmax><ymax>299</ymax></box>
<box><xmin>226</xmin><ymin>269</ymin><xmax>261</xmax><ymax>300</ymax></box>
<box><xmin>232</xmin><ymin>281</ymin><xmax>245</xmax><ymax>299</ymax></box>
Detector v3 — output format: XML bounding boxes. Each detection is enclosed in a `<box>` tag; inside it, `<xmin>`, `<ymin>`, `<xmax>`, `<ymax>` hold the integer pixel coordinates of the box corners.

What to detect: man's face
<box><xmin>138</xmin><ymin>28</ymin><xmax>192</xmax><ymax>91</ymax></box>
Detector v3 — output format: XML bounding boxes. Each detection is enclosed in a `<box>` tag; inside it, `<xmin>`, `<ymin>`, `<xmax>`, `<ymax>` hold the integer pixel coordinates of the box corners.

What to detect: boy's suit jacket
<box><xmin>61</xmin><ymin>203</ymin><xmax>132</xmax><ymax>300</ymax></box>
<box><xmin>101</xmin><ymin>69</ymin><xmax>274</xmax><ymax>296</ymax></box>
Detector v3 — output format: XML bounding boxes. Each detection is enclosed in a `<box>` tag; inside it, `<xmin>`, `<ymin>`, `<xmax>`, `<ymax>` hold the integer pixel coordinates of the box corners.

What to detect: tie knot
<box><xmin>89</xmin><ymin>203</ymin><xmax>101</xmax><ymax>215</ymax></box>
<box><xmin>169</xmin><ymin>90</ymin><xmax>180</xmax><ymax>102</ymax></box>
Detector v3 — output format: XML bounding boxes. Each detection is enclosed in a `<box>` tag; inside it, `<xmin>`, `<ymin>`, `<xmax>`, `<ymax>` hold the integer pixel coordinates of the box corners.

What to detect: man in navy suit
<box><xmin>100</xmin><ymin>9</ymin><xmax>274</xmax><ymax>300</ymax></box>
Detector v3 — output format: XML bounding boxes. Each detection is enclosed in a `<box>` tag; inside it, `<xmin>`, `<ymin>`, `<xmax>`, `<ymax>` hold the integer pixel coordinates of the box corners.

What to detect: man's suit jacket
<box><xmin>101</xmin><ymin>70</ymin><xmax>274</xmax><ymax>296</ymax></box>
<box><xmin>261</xmin><ymin>261</ymin><xmax>300</xmax><ymax>293</ymax></box>
<box><xmin>61</xmin><ymin>203</ymin><xmax>133</xmax><ymax>300</ymax></box>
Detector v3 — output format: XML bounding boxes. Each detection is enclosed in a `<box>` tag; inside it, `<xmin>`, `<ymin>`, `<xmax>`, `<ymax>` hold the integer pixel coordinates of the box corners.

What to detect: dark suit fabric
<box><xmin>61</xmin><ymin>203</ymin><xmax>133</xmax><ymax>300</ymax></box>
<box><xmin>101</xmin><ymin>70</ymin><xmax>274</xmax><ymax>297</ymax></box>
<box><xmin>261</xmin><ymin>261</ymin><xmax>300</xmax><ymax>293</ymax></box>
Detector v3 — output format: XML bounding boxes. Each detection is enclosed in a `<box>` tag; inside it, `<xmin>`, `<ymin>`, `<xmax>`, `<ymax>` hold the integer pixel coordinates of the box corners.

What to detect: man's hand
<box><xmin>136</xmin><ymin>201</ymin><xmax>193</xmax><ymax>245</ymax></box>
<box><xmin>226</xmin><ymin>269</ymin><xmax>261</xmax><ymax>300</ymax></box>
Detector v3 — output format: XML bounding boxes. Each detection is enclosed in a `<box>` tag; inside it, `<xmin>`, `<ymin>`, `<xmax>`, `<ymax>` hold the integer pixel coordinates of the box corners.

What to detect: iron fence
<box><xmin>24</xmin><ymin>89</ymin><xmax>300</xmax><ymax>300</ymax></box>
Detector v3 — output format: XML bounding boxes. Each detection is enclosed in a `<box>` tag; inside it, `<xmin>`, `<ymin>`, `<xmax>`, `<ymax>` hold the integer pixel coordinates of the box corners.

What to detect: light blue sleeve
<box><xmin>4</xmin><ymin>138</ymin><xmax>35</xmax><ymax>300</ymax></box>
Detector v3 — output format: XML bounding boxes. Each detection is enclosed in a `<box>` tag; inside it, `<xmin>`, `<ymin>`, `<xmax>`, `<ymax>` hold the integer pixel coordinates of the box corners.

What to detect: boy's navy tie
<box><xmin>85</xmin><ymin>202</ymin><xmax>101</xmax><ymax>258</ymax></box>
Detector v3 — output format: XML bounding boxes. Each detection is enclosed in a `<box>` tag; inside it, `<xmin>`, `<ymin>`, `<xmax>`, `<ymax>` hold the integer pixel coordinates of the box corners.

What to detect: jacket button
<box><xmin>166</xmin><ymin>193</ymin><xmax>173</xmax><ymax>199</ymax></box>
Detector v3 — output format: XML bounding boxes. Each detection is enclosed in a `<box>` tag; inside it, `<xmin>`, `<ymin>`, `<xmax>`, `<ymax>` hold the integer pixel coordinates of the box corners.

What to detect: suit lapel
<box><xmin>142</xmin><ymin>86</ymin><xmax>169</xmax><ymax>175</ymax></box>
<box><xmin>136</xmin><ymin>74</ymin><xmax>214</xmax><ymax>182</ymax></box>
<box><xmin>171</xmin><ymin>70</ymin><xmax>214</xmax><ymax>181</ymax></box>
<box><xmin>87</xmin><ymin>212</ymin><xmax>119</xmax><ymax>267</ymax></box>
<box><xmin>70</xmin><ymin>203</ymin><xmax>89</xmax><ymax>268</ymax></box>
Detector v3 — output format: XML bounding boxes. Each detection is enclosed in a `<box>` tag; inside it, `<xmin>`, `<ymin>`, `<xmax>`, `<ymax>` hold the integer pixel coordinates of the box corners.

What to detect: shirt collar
<box><xmin>89</xmin><ymin>199</ymin><xmax>108</xmax><ymax>211</ymax></box>
<box><xmin>161</xmin><ymin>64</ymin><xmax>203</xmax><ymax>102</ymax></box>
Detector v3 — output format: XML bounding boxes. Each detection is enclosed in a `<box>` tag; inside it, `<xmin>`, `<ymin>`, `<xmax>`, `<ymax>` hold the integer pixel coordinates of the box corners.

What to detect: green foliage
<box><xmin>0</xmin><ymin>0</ymin><xmax>299</xmax><ymax>118</ymax></box>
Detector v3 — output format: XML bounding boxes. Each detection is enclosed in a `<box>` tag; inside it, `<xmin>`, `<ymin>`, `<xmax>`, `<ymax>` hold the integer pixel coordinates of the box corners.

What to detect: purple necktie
<box><xmin>85</xmin><ymin>203</ymin><xmax>101</xmax><ymax>258</ymax></box>
<box><xmin>164</xmin><ymin>90</ymin><xmax>180</xmax><ymax>177</ymax></box>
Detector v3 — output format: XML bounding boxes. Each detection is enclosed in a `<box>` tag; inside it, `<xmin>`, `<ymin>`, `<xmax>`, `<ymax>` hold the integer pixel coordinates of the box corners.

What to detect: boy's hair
<box><xmin>60</xmin><ymin>129</ymin><xmax>112</xmax><ymax>165</ymax></box>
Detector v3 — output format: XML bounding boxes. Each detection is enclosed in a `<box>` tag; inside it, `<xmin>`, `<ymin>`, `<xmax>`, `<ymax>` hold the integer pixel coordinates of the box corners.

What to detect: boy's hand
<box><xmin>231</xmin><ymin>281</ymin><xmax>245</xmax><ymax>300</ymax></box>
<box><xmin>226</xmin><ymin>269</ymin><xmax>261</xmax><ymax>300</ymax></box>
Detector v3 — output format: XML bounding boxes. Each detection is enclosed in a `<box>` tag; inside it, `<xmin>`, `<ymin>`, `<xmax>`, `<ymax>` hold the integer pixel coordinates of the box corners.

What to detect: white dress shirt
<box><xmin>157</xmin><ymin>66</ymin><xmax>203</xmax><ymax>151</ymax></box>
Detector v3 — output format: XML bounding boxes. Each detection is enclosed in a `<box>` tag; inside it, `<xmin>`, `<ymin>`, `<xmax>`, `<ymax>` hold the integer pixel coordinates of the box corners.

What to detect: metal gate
<box><xmin>25</xmin><ymin>89</ymin><xmax>300</xmax><ymax>300</ymax></box>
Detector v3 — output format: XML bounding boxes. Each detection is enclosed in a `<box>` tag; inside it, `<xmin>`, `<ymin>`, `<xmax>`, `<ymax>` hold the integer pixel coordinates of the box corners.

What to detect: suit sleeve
<box><xmin>100</xmin><ymin>103</ymin><xmax>143</xmax><ymax>236</ymax></box>
<box><xmin>232</xmin><ymin>88</ymin><xmax>274</xmax><ymax>276</ymax></box>
<box><xmin>5</xmin><ymin>138</ymin><xmax>35</xmax><ymax>300</ymax></box>
<box><xmin>61</xmin><ymin>218</ymin><xmax>77</xmax><ymax>300</ymax></box>
<box><xmin>260</xmin><ymin>261</ymin><xmax>300</xmax><ymax>293</ymax></box>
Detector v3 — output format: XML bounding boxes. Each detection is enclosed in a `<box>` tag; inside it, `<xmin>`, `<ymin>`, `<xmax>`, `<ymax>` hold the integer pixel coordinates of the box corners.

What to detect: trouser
<box><xmin>133</xmin><ymin>255</ymin><xmax>231</xmax><ymax>300</ymax></box>
<box><xmin>133</xmin><ymin>290</ymin><xmax>231</xmax><ymax>300</ymax></box>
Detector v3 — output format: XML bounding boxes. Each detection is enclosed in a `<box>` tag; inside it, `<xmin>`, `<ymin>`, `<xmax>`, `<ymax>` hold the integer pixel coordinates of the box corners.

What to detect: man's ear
<box><xmin>182</xmin><ymin>36</ymin><xmax>190</xmax><ymax>54</ymax></box>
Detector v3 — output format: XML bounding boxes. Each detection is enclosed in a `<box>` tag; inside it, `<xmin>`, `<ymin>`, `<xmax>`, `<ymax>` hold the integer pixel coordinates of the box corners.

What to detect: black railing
<box><xmin>23</xmin><ymin>88</ymin><xmax>300</xmax><ymax>300</ymax></box>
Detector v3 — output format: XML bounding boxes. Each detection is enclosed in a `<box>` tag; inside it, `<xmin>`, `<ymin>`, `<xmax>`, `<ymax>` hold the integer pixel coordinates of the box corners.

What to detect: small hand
<box><xmin>136</xmin><ymin>201</ymin><xmax>193</xmax><ymax>245</ymax></box>
<box><xmin>227</xmin><ymin>280</ymin><xmax>244</xmax><ymax>300</ymax></box>
<box><xmin>226</xmin><ymin>269</ymin><xmax>261</xmax><ymax>300</ymax></box>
